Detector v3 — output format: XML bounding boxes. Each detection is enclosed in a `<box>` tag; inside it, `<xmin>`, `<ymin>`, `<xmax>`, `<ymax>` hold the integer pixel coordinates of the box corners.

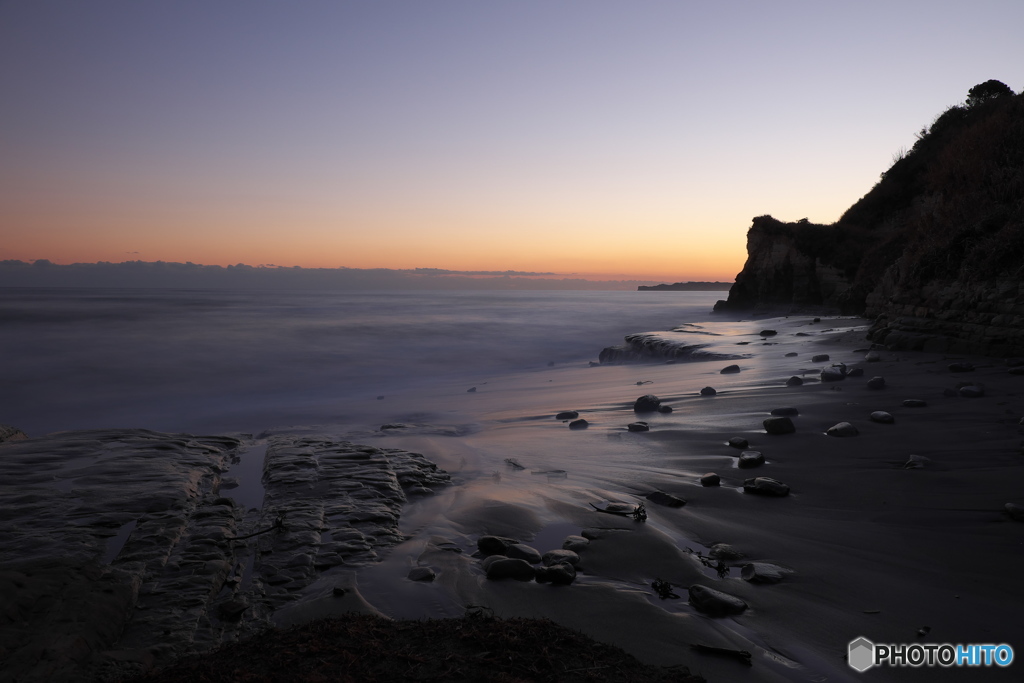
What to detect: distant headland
<box><xmin>637</xmin><ymin>281</ymin><xmax>733</xmax><ymax>291</ymax></box>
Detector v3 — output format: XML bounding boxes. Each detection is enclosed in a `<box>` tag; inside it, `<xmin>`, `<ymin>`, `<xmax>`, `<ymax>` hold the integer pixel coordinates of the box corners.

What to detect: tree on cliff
<box><xmin>966</xmin><ymin>79</ymin><xmax>1013</xmax><ymax>107</ymax></box>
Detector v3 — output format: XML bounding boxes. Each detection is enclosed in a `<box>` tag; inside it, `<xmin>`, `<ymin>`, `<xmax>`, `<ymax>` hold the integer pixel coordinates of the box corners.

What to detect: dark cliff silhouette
<box><xmin>716</xmin><ymin>81</ymin><xmax>1024</xmax><ymax>356</ymax></box>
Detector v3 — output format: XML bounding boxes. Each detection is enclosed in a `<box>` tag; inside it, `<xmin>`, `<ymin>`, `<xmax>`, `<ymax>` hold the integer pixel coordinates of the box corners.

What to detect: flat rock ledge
<box><xmin>0</xmin><ymin>429</ymin><xmax>450</xmax><ymax>682</ymax></box>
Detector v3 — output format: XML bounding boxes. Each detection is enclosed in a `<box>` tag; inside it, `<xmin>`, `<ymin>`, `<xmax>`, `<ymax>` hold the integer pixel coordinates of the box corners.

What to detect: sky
<box><xmin>2</xmin><ymin>1</ymin><xmax>1022</xmax><ymax>284</ymax></box>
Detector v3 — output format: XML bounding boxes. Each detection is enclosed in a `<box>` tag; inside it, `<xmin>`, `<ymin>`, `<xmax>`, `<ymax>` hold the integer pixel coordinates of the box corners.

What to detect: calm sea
<box><xmin>0</xmin><ymin>288</ymin><xmax>722</xmax><ymax>436</ymax></box>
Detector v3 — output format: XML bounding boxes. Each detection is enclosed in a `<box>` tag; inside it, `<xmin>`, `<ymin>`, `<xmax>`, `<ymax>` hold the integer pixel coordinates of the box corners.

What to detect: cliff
<box><xmin>716</xmin><ymin>82</ymin><xmax>1024</xmax><ymax>356</ymax></box>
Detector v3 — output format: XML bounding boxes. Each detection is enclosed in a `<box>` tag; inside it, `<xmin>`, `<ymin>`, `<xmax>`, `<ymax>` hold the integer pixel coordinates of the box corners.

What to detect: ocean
<box><xmin>0</xmin><ymin>287</ymin><xmax>723</xmax><ymax>436</ymax></box>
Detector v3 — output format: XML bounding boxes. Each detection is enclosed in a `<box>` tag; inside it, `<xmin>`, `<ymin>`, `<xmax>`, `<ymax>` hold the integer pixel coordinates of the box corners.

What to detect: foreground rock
<box><xmin>738</xmin><ymin>451</ymin><xmax>765</xmax><ymax>468</ymax></box>
<box><xmin>743</xmin><ymin>477</ymin><xmax>790</xmax><ymax>496</ymax></box>
<box><xmin>688</xmin><ymin>584</ymin><xmax>747</xmax><ymax>616</ymax></box>
<box><xmin>633</xmin><ymin>395</ymin><xmax>662</xmax><ymax>412</ymax></box>
<box><xmin>826</xmin><ymin>422</ymin><xmax>859</xmax><ymax>437</ymax></box>
<box><xmin>763</xmin><ymin>416</ymin><xmax>795</xmax><ymax>435</ymax></box>
<box><xmin>700</xmin><ymin>473</ymin><xmax>721</xmax><ymax>487</ymax></box>
<box><xmin>0</xmin><ymin>430</ymin><xmax>450</xmax><ymax>682</ymax></box>
<box><xmin>741</xmin><ymin>562</ymin><xmax>787</xmax><ymax>584</ymax></box>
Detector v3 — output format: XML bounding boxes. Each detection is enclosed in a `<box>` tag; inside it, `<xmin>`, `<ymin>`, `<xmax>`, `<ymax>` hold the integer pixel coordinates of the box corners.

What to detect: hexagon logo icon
<box><xmin>848</xmin><ymin>637</ymin><xmax>875</xmax><ymax>672</ymax></box>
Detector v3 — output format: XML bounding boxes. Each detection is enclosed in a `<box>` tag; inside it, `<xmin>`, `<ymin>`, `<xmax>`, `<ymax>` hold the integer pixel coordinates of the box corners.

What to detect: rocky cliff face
<box><xmin>714</xmin><ymin>216</ymin><xmax>856</xmax><ymax>312</ymax></box>
<box><xmin>716</xmin><ymin>86</ymin><xmax>1024</xmax><ymax>357</ymax></box>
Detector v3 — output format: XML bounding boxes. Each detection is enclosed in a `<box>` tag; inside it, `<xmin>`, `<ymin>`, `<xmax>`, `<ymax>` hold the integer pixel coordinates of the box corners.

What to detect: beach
<box><xmin>2</xmin><ymin>308</ymin><xmax>1023</xmax><ymax>682</ymax></box>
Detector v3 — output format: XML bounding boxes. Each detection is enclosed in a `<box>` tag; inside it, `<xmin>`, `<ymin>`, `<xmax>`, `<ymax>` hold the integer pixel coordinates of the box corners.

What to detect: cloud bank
<box><xmin>0</xmin><ymin>260</ymin><xmax>664</xmax><ymax>291</ymax></box>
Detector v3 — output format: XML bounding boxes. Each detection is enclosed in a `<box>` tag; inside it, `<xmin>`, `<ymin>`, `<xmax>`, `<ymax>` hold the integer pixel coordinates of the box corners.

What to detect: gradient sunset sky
<box><xmin>2</xmin><ymin>2</ymin><xmax>1021</xmax><ymax>282</ymax></box>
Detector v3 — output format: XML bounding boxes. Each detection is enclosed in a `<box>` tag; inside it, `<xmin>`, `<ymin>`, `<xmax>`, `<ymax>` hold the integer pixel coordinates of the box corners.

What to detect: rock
<box><xmin>562</xmin><ymin>535</ymin><xmax>590</xmax><ymax>552</ymax></box>
<box><xmin>743</xmin><ymin>477</ymin><xmax>790</xmax><ymax>496</ymax></box>
<box><xmin>657</xmin><ymin>405</ymin><xmax>673</xmax><ymax>413</ymax></box>
<box><xmin>760</xmin><ymin>329</ymin><xmax>777</xmax><ymax>337</ymax></box>
<box><xmin>865</xmin><ymin>351</ymin><xmax>881</xmax><ymax>362</ymax></box>
<box><xmin>846</xmin><ymin>367</ymin><xmax>864</xmax><ymax>377</ymax></box>
<box><xmin>741</xmin><ymin>562</ymin><xmax>785</xmax><ymax>584</ymax></box>
<box><xmin>786</xmin><ymin>376</ymin><xmax>804</xmax><ymax>386</ymax></box>
<box><xmin>217</xmin><ymin>597</ymin><xmax>249</xmax><ymax>621</ymax></box>
<box><xmin>867</xmin><ymin>376</ymin><xmax>886</xmax><ymax>389</ymax></box>
<box><xmin>709</xmin><ymin>543</ymin><xmax>744</xmax><ymax>560</ymax></box>
<box><xmin>407</xmin><ymin>567</ymin><xmax>437</xmax><ymax>581</ymax></box>
<box><xmin>477</xmin><ymin>535</ymin><xmax>518</xmax><ymax>555</ymax></box>
<box><xmin>1005</xmin><ymin>503</ymin><xmax>1024</xmax><ymax>521</ymax></box>
<box><xmin>738</xmin><ymin>451</ymin><xmax>764</xmax><ymax>468</ymax></box>
<box><xmin>534</xmin><ymin>563</ymin><xmax>576</xmax><ymax>585</ymax></box>
<box><xmin>763</xmin><ymin>417</ymin><xmax>795</xmax><ymax>435</ymax></box>
<box><xmin>958</xmin><ymin>385</ymin><xmax>985</xmax><ymax>398</ymax></box>
<box><xmin>332</xmin><ymin>586</ymin><xmax>348</xmax><ymax>597</ymax></box>
<box><xmin>627</xmin><ymin>422</ymin><xmax>650</xmax><ymax>432</ymax></box>
<box><xmin>812</xmin><ymin>354</ymin><xmax>830</xmax><ymax>362</ymax></box>
<box><xmin>542</xmin><ymin>549</ymin><xmax>580</xmax><ymax>567</ymax></box>
<box><xmin>903</xmin><ymin>454</ymin><xmax>931</xmax><ymax>469</ymax></box>
<box><xmin>568</xmin><ymin>419</ymin><xmax>589</xmax><ymax>429</ymax></box>
<box><xmin>813</xmin><ymin>317</ymin><xmax>821</xmax><ymax>323</ymax></box>
<box><xmin>700</xmin><ymin>473</ymin><xmax>721</xmax><ymax>487</ymax></box>
<box><xmin>688</xmin><ymin>584</ymin><xmax>747</xmax><ymax>616</ymax></box>
<box><xmin>646</xmin><ymin>491</ymin><xmax>686</xmax><ymax>507</ymax></box>
<box><xmin>785</xmin><ymin>352</ymin><xmax>798</xmax><ymax>357</ymax></box>
<box><xmin>870</xmin><ymin>411</ymin><xmax>894</xmax><ymax>424</ymax></box>
<box><xmin>506</xmin><ymin>544</ymin><xmax>542</xmax><ymax>564</ymax></box>
<box><xmin>720</xmin><ymin>364</ymin><xmax>741</xmax><ymax>374</ymax></box>
<box><xmin>903</xmin><ymin>399</ymin><xmax>927</xmax><ymax>407</ymax></box>
<box><xmin>727</xmin><ymin>437</ymin><xmax>749</xmax><ymax>449</ymax></box>
<box><xmin>633</xmin><ymin>394</ymin><xmax>662</xmax><ymax>412</ymax></box>
<box><xmin>0</xmin><ymin>424</ymin><xmax>28</xmax><ymax>442</ymax></box>
<box><xmin>485</xmin><ymin>558</ymin><xmax>536</xmax><ymax>581</ymax></box>
<box><xmin>467</xmin><ymin>387</ymin><xmax>477</xmax><ymax>393</ymax></box>
<box><xmin>949</xmin><ymin>362</ymin><xmax>975</xmax><ymax>372</ymax></box>
<box><xmin>555</xmin><ymin>411</ymin><xmax>579</xmax><ymax>420</ymax></box>
<box><xmin>770</xmin><ymin>407</ymin><xmax>799</xmax><ymax>416</ymax></box>
<box><xmin>821</xmin><ymin>366</ymin><xmax>845</xmax><ymax>382</ymax></box>
<box><xmin>700</xmin><ymin>386</ymin><xmax>717</xmax><ymax>396</ymax></box>
<box><xmin>826</xmin><ymin>422</ymin><xmax>859</xmax><ymax>437</ymax></box>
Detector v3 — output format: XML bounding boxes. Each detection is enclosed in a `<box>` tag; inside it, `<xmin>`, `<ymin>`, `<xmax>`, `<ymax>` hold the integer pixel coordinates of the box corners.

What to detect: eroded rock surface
<box><xmin>0</xmin><ymin>430</ymin><xmax>450</xmax><ymax>682</ymax></box>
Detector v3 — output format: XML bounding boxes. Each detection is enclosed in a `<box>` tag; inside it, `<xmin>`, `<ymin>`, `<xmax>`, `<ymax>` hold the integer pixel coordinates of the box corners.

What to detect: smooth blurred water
<box><xmin>0</xmin><ymin>287</ymin><xmax>722</xmax><ymax>436</ymax></box>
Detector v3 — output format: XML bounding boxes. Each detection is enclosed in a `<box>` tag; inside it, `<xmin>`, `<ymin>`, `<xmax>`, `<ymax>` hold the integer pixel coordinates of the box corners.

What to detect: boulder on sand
<box><xmin>633</xmin><ymin>395</ymin><xmax>661</xmax><ymax>412</ymax></box>
<box><xmin>688</xmin><ymin>584</ymin><xmax>747</xmax><ymax>616</ymax></box>
<box><xmin>763</xmin><ymin>417</ymin><xmax>795</xmax><ymax>435</ymax></box>
<box><xmin>743</xmin><ymin>477</ymin><xmax>790</xmax><ymax>496</ymax></box>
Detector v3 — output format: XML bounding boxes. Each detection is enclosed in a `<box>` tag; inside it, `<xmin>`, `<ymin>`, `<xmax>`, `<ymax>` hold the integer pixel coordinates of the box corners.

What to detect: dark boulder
<box><xmin>763</xmin><ymin>417</ymin><xmax>795</xmax><ymax>435</ymax></box>
<box><xmin>743</xmin><ymin>477</ymin><xmax>790</xmax><ymax>496</ymax></box>
<box><xmin>738</xmin><ymin>451</ymin><xmax>765</xmax><ymax>468</ymax></box>
<box><xmin>633</xmin><ymin>395</ymin><xmax>661</xmax><ymax>412</ymax></box>
<box><xmin>688</xmin><ymin>584</ymin><xmax>747</xmax><ymax>616</ymax></box>
<box><xmin>700</xmin><ymin>473</ymin><xmax>721</xmax><ymax>487</ymax></box>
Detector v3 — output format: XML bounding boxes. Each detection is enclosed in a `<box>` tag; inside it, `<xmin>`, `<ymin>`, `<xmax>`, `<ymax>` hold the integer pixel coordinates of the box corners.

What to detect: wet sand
<box><xmin>332</xmin><ymin>315</ymin><xmax>1024</xmax><ymax>682</ymax></box>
